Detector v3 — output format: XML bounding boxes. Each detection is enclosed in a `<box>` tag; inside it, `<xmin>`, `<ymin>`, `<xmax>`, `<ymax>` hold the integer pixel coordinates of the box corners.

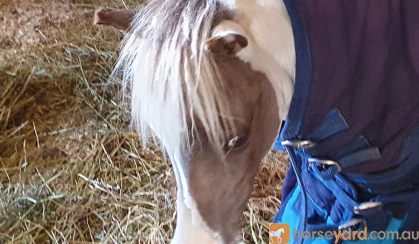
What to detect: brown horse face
<box><xmin>184</xmin><ymin>54</ymin><xmax>280</xmax><ymax>243</ymax></box>
<box><xmin>95</xmin><ymin>6</ymin><xmax>282</xmax><ymax>244</ymax></box>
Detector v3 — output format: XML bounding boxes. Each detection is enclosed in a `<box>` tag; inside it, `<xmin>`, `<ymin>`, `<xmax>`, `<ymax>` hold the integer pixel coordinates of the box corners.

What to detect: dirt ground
<box><xmin>0</xmin><ymin>0</ymin><xmax>288</xmax><ymax>243</ymax></box>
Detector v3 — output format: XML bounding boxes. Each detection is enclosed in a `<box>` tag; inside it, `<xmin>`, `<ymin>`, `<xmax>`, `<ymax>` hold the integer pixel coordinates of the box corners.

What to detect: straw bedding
<box><xmin>0</xmin><ymin>0</ymin><xmax>289</xmax><ymax>243</ymax></box>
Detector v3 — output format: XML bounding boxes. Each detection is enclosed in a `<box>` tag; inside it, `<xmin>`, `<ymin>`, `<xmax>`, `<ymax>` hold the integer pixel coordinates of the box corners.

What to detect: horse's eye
<box><xmin>224</xmin><ymin>131</ymin><xmax>249</xmax><ymax>152</ymax></box>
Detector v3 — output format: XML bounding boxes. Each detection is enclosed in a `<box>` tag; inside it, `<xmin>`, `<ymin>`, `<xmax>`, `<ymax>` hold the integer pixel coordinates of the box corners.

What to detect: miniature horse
<box><xmin>97</xmin><ymin>1</ymin><xmax>294</xmax><ymax>243</ymax></box>
<box><xmin>96</xmin><ymin>0</ymin><xmax>419</xmax><ymax>243</ymax></box>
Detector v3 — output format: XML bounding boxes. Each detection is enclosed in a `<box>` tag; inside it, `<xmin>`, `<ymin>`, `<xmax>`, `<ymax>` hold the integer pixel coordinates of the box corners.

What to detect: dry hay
<box><xmin>0</xmin><ymin>0</ymin><xmax>289</xmax><ymax>243</ymax></box>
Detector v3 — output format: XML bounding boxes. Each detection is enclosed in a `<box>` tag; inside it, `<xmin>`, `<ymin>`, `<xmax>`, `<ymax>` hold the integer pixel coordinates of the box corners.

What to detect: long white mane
<box><xmin>113</xmin><ymin>0</ymin><xmax>232</xmax><ymax>156</ymax></box>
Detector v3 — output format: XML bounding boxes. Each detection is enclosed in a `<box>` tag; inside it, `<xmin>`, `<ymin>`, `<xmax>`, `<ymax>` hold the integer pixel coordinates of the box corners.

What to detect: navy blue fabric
<box><xmin>276</xmin><ymin>0</ymin><xmax>419</xmax><ymax>239</ymax></box>
<box><xmin>284</xmin><ymin>0</ymin><xmax>419</xmax><ymax>174</ymax></box>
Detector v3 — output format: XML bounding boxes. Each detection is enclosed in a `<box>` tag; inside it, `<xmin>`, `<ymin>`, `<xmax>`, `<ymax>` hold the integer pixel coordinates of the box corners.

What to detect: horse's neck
<box><xmin>228</xmin><ymin>0</ymin><xmax>296</xmax><ymax>120</ymax></box>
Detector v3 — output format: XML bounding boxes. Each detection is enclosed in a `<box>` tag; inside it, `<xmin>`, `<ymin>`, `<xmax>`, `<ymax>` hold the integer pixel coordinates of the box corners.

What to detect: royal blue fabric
<box><xmin>277</xmin><ymin>187</ymin><xmax>404</xmax><ymax>244</ymax></box>
<box><xmin>275</xmin><ymin>0</ymin><xmax>419</xmax><ymax>242</ymax></box>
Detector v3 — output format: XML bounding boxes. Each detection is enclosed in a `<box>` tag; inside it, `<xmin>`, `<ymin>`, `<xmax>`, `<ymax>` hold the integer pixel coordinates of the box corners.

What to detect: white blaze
<box><xmin>170</xmin><ymin>155</ymin><xmax>220</xmax><ymax>244</ymax></box>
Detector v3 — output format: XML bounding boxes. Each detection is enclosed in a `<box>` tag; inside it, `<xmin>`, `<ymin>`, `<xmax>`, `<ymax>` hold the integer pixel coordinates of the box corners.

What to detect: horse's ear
<box><xmin>205</xmin><ymin>33</ymin><xmax>248</xmax><ymax>56</ymax></box>
<box><xmin>94</xmin><ymin>8</ymin><xmax>136</xmax><ymax>31</ymax></box>
<box><xmin>205</xmin><ymin>20</ymin><xmax>248</xmax><ymax>56</ymax></box>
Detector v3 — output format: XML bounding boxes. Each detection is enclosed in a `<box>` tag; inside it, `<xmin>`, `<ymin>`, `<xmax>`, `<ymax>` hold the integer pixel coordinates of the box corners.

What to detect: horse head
<box><xmin>96</xmin><ymin>1</ymin><xmax>295</xmax><ymax>243</ymax></box>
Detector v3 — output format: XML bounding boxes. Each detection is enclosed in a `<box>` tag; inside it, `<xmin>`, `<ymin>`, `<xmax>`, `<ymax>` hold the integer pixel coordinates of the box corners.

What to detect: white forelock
<box><xmin>113</xmin><ymin>0</ymin><xmax>232</xmax><ymax>158</ymax></box>
<box><xmin>112</xmin><ymin>0</ymin><xmax>294</xmax><ymax>159</ymax></box>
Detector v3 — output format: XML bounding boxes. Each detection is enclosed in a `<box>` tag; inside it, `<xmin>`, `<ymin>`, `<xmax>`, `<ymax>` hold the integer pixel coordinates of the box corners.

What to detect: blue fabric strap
<box><xmin>307</xmin><ymin>108</ymin><xmax>349</xmax><ymax>142</ymax></box>
<box><xmin>285</xmin><ymin>146</ymin><xmax>308</xmax><ymax>244</ymax></box>
<box><xmin>336</xmin><ymin>135</ymin><xmax>371</xmax><ymax>158</ymax></box>
<box><xmin>339</xmin><ymin>147</ymin><xmax>381</xmax><ymax>169</ymax></box>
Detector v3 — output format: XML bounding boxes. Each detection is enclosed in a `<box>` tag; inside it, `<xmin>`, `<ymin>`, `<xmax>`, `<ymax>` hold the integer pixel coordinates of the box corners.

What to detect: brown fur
<box><xmin>94</xmin><ymin>8</ymin><xmax>136</xmax><ymax>31</ymax></box>
<box><xmin>205</xmin><ymin>34</ymin><xmax>248</xmax><ymax>55</ymax></box>
<box><xmin>188</xmin><ymin>55</ymin><xmax>280</xmax><ymax>243</ymax></box>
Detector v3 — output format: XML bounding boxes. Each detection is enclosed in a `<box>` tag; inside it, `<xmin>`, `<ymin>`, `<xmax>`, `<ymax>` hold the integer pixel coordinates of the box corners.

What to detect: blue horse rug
<box><xmin>273</xmin><ymin>0</ymin><xmax>419</xmax><ymax>243</ymax></box>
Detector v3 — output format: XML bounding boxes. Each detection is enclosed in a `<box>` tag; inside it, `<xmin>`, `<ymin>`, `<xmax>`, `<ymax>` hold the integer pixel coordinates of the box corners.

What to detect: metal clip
<box><xmin>281</xmin><ymin>140</ymin><xmax>316</xmax><ymax>149</ymax></box>
<box><xmin>308</xmin><ymin>158</ymin><xmax>342</xmax><ymax>173</ymax></box>
<box><xmin>338</xmin><ymin>218</ymin><xmax>367</xmax><ymax>231</ymax></box>
<box><xmin>354</xmin><ymin>201</ymin><xmax>384</xmax><ymax>214</ymax></box>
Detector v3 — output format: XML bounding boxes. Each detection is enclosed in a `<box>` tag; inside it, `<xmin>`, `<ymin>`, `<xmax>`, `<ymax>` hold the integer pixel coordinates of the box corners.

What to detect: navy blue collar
<box><xmin>280</xmin><ymin>0</ymin><xmax>312</xmax><ymax>141</ymax></box>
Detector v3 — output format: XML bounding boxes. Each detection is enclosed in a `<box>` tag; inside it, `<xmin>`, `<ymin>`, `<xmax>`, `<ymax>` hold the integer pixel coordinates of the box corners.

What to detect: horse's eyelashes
<box><xmin>227</xmin><ymin>136</ymin><xmax>240</xmax><ymax>148</ymax></box>
<box><xmin>224</xmin><ymin>131</ymin><xmax>249</xmax><ymax>152</ymax></box>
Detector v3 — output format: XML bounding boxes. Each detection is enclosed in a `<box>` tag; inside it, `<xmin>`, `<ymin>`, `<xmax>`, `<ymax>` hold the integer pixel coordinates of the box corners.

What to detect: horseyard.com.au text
<box><xmin>269</xmin><ymin>223</ymin><xmax>419</xmax><ymax>244</ymax></box>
